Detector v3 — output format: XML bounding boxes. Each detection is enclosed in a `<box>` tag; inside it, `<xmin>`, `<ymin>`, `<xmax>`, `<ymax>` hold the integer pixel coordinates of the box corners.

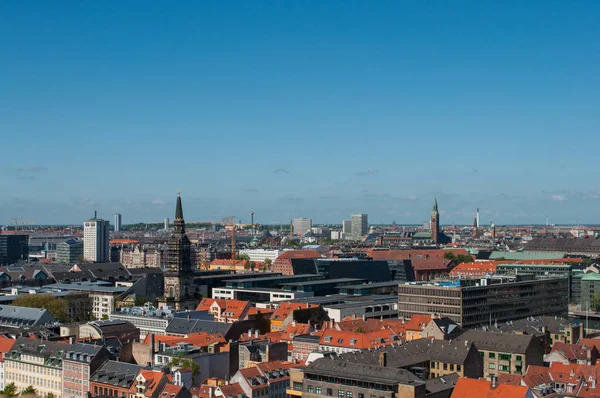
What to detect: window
<box><xmin>443</xmin><ymin>363</ymin><xmax>447</xmax><ymax>370</ymax></box>
<box><xmin>358</xmin><ymin>394</ymin><xmax>364</xmax><ymax>398</ymax></box>
<box><xmin>308</xmin><ymin>386</ymin><xmax>314</xmax><ymax>394</ymax></box>
<box><xmin>294</xmin><ymin>382</ymin><xmax>303</xmax><ymax>391</ymax></box>
<box><xmin>456</xmin><ymin>365</ymin><xmax>462</xmax><ymax>372</ymax></box>
<box><xmin>316</xmin><ymin>387</ymin><xmax>322</xmax><ymax>395</ymax></box>
<box><xmin>516</xmin><ymin>356</ymin><xmax>522</xmax><ymax>361</ymax></box>
<box><xmin>489</xmin><ymin>352</ymin><xmax>495</xmax><ymax>359</ymax></box>
<box><xmin>499</xmin><ymin>354</ymin><xmax>511</xmax><ymax>361</ymax></box>
<box><xmin>338</xmin><ymin>391</ymin><xmax>344</xmax><ymax>398</ymax></box>
<box><xmin>450</xmin><ymin>364</ymin><xmax>454</xmax><ymax>371</ymax></box>
<box><xmin>346</xmin><ymin>392</ymin><xmax>353</xmax><ymax>398</ymax></box>
<box><xmin>327</xmin><ymin>389</ymin><xmax>333</xmax><ymax>396</ymax></box>
<box><xmin>489</xmin><ymin>364</ymin><xmax>496</xmax><ymax>369</ymax></box>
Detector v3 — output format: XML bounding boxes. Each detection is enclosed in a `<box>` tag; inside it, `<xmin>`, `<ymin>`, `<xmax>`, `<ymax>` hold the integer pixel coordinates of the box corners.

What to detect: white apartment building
<box><xmin>292</xmin><ymin>218</ymin><xmax>312</xmax><ymax>236</ymax></box>
<box><xmin>238</xmin><ymin>249</ymin><xmax>284</xmax><ymax>262</ymax></box>
<box><xmin>83</xmin><ymin>216</ymin><xmax>110</xmax><ymax>262</ymax></box>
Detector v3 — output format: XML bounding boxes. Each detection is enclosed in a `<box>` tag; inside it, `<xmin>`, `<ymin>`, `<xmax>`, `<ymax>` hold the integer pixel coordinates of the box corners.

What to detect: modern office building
<box><xmin>0</xmin><ymin>234</ymin><xmax>29</xmax><ymax>265</ymax></box>
<box><xmin>315</xmin><ymin>258</ymin><xmax>392</xmax><ymax>282</ymax></box>
<box><xmin>238</xmin><ymin>248</ymin><xmax>285</xmax><ymax>262</ymax></box>
<box><xmin>496</xmin><ymin>263</ymin><xmax>575</xmax><ymax>299</ymax></box>
<box><xmin>581</xmin><ymin>273</ymin><xmax>600</xmax><ymax>310</ymax></box>
<box><xmin>342</xmin><ymin>220</ymin><xmax>352</xmax><ymax>238</ymax></box>
<box><xmin>164</xmin><ymin>218</ymin><xmax>169</xmax><ymax>230</ymax></box>
<box><xmin>56</xmin><ymin>238</ymin><xmax>84</xmax><ymax>264</ymax></box>
<box><xmin>114</xmin><ymin>213</ymin><xmax>122</xmax><ymax>232</ymax></box>
<box><xmin>398</xmin><ymin>274</ymin><xmax>569</xmax><ymax>328</ymax></box>
<box><xmin>350</xmin><ymin>214</ymin><xmax>368</xmax><ymax>240</ymax></box>
<box><xmin>83</xmin><ymin>214</ymin><xmax>110</xmax><ymax>262</ymax></box>
<box><xmin>293</xmin><ymin>218</ymin><xmax>313</xmax><ymax>236</ymax></box>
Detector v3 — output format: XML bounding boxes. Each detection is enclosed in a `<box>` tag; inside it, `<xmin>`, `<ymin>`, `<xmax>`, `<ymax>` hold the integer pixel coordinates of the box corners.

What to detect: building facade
<box><xmin>0</xmin><ymin>235</ymin><xmax>29</xmax><ymax>265</ymax></box>
<box><xmin>120</xmin><ymin>245</ymin><xmax>165</xmax><ymax>268</ymax></box>
<box><xmin>238</xmin><ymin>249</ymin><xmax>284</xmax><ymax>262</ymax></box>
<box><xmin>398</xmin><ymin>275</ymin><xmax>569</xmax><ymax>328</ymax></box>
<box><xmin>350</xmin><ymin>214</ymin><xmax>368</xmax><ymax>241</ymax></box>
<box><xmin>56</xmin><ymin>239</ymin><xmax>84</xmax><ymax>264</ymax></box>
<box><xmin>292</xmin><ymin>219</ymin><xmax>313</xmax><ymax>236</ymax></box>
<box><xmin>114</xmin><ymin>213</ymin><xmax>122</xmax><ymax>232</ymax></box>
<box><xmin>83</xmin><ymin>217</ymin><xmax>110</xmax><ymax>263</ymax></box>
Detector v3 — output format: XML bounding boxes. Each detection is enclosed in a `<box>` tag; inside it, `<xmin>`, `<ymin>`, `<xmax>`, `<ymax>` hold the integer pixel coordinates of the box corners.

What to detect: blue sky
<box><xmin>1</xmin><ymin>1</ymin><xmax>599</xmax><ymax>225</ymax></box>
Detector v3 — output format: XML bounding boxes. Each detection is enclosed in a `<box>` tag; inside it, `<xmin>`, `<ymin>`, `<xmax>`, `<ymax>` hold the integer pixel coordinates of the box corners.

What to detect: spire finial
<box><xmin>177</xmin><ymin>189</ymin><xmax>180</xmax><ymax>197</ymax></box>
<box><xmin>175</xmin><ymin>191</ymin><xmax>184</xmax><ymax>220</ymax></box>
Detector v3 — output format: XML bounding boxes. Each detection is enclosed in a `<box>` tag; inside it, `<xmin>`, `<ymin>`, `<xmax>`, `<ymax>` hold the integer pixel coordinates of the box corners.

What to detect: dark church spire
<box><xmin>175</xmin><ymin>190</ymin><xmax>184</xmax><ymax>221</ymax></box>
<box><xmin>432</xmin><ymin>195</ymin><xmax>439</xmax><ymax>215</ymax></box>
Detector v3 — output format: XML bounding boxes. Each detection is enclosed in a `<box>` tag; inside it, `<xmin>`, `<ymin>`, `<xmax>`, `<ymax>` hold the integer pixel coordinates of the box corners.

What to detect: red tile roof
<box><xmin>271</xmin><ymin>302</ymin><xmax>319</xmax><ymax>321</ymax></box>
<box><xmin>523</xmin><ymin>363</ymin><xmax>600</xmax><ymax>397</ymax></box>
<box><xmin>451</xmin><ymin>377</ymin><xmax>531</xmax><ymax>398</ymax></box>
<box><xmin>550</xmin><ymin>341</ymin><xmax>594</xmax><ymax>361</ymax></box>
<box><xmin>319</xmin><ymin>329</ymin><xmax>400</xmax><ymax>349</ymax></box>
<box><xmin>276</xmin><ymin>250</ymin><xmax>321</xmax><ymax>260</ymax></box>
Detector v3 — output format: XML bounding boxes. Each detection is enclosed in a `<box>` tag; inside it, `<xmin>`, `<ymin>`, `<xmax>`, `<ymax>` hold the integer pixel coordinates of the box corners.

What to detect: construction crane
<box><xmin>10</xmin><ymin>217</ymin><xmax>35</xmax><ymax>231</ymax></box>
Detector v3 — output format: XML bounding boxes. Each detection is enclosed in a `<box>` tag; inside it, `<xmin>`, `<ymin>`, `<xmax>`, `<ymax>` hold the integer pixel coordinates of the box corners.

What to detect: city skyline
<box><xmin>2</xmin><ymin>1</ymin><xmax>599</xmax><ymax>225</ymax></box>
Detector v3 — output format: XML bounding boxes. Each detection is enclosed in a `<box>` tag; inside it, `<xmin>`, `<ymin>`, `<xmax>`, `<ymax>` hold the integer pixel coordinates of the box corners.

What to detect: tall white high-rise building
<box><xmin>351</xmin><ymin>213</ymin><xmax>368</xmax><ymax>240</ymax></box>
<box><xmin>84</xmin><ymin>214</ymin><xmax>110</xmax><ymax>262</ymax></box>
<box><xmin>292</xmin><ymin>218</ymin><xmax>312</xmax><ymax>236</ymax></box>
<box><xmin>114</xmin><ymin>213</ymin><xmax>122</xmax><ymax>232</ymax></box>
<box><xmin>164</xmin><ymin>218</ymin><xmax>170</xmax><ymax>231</ymax></box>
<box><xmin>342</xmin><ymin>220</ymin><xmax>352</xmax><ymax>239</ymax></box>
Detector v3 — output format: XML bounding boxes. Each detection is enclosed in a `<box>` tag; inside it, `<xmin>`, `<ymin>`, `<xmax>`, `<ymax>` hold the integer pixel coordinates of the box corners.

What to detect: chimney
<box><xmin>209</xmin><ymin>388</ymin><xmax>214</xmax><ymax>398</ymax></box>
<box><xmin>94</xmin><ymin>210</ymin><xmax>97</xmax><ymax>219</ymax></box>
<box><xmin>362</xmin><ymin>314</ymin><xmax>366</xmax><ymax>321</ymax></box>
<box><xmin>255</xmin><ymin>329</ymin><xmax>259</xmax><ymax>338</ymax></box>
<box><xmin>69</xmin><ymin>336</ymin><xmax>76</xmax><ymax>344</ymax></box>
<box><xmin>491</xmin><ymin>375</ymin><xmax>497</xmax><ymax>388</ymax></box>
<box><xmin>352</xmin><ymin>314</ymin><xmax>356</xmax><ymax>320</ymax></box>
<box><xmin>378</xmin><ymin>352</ymin><xmax>387</xmax><ymax>367</ymax></box>
<box><xmin>150</xmin><ymin>333</ymin><xmax>156</xmax><ymax>362</ymax></box>
<box><xmin>187</xmin><ymin>313</ymin><xmax>191</xmax><ymax>320</ymax></box>
<box><xmin>248</xmin><ymin>329</ymin><xmax>253</xmax><ymax>339</ymax></box>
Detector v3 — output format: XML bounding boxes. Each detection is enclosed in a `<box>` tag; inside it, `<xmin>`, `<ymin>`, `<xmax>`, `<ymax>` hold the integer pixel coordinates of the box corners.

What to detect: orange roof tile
<box><xmin>276</xmin><ymin>250</ymin><xmax>321</xmax><ymax>260</ymax></box>
<box><xmin>0</xmin><ymin>336</ymin><xmax>16</xmax><ymax>354</ymax></box>
<box><xmin>451</xmin><ymin>377</ymin><xmax>531</xmax><ymax>398</ymax></box>
<box><xmin>271</xmin><ymin>302</ymin><xmax>319</xmax><ymax>321</ymax></box>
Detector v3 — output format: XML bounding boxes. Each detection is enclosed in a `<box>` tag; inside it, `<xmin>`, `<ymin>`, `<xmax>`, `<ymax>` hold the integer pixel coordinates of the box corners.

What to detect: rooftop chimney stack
<box><xmin>378</xmin><ymin>352</ymin><xmax>387</xmax><ymax>367</ymax></box>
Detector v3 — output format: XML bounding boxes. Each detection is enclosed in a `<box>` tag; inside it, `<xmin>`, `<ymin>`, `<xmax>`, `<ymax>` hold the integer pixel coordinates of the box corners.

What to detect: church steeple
<box><xmin>175</xmin><ymin>190</ymin><xmax>184</xmax><ymax>220</ymax></box>
<box><xmin>432</xmin><ymin>195</ymin><xmax>439</xmax><ymax>215</ymax></box>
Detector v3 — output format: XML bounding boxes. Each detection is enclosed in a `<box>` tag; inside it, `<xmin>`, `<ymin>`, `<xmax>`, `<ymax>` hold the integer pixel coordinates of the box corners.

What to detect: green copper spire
<box><xmin>432</xmin><ymin>195</ymin><xmax>439</xmax><ymax>215</ymax></box>
<box><xmin>175</xmin><ymin>190</ymin><xmax>184</xmax><ymax>220</ymax></box>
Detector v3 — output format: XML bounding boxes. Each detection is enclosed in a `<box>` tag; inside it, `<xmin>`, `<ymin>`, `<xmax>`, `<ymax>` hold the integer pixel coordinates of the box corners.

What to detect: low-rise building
<box><xmin>239</xmin><ymin>249</ymin><xmax>285</xmax><ymax>263</ymax></box>
<box><xmin>544</xmin><ymin>341</ymin><xmax>599</xmax><ymax>366</ymax></box>
<box><xmin>90</xmin><ymin>360</ymin><xmax>143</xmax><ymax>397</ymax></box>
<box><xmin>288</xmin><ymin>358</ymin><xmax>428</xmax><ymax>398</ymax></box>
<box><xmin>0</xmin><ymin>304</ymin><xmax>56</xmax><ymax>329</ymax></box>
<box><xmin>62</xmin><ymin>342</ymin><xmax>111</xmax><ymax>398</ymax></box>
<box><xmin>336</xmin><ymin>338</ymin><xmax>483</xmax><ymax>380</ymax></box>
<box><xmin>455</xmin><ymin>330</ymin><xmax>545</xmax><ymax>377</ymax></box>
<box><xmin>196</xmin><ymin>298</ymin><xmax>251</xmax><ymax>323</ymax></box>
<box><xmin>56</xmin><ymin>239</ymin><xmax>84</xmax><ymax>264</ymax></box>
<box><xmin>4</xmin><ymin>337</ymin><xmax>69</xmax><ymax>398</ymax></box>
<box><xmin>231</xmin><ymin>360</ymin><xmax>299</xmax><ymax>398</ymax></box>
<box><xmin>450</xmin><ymin>377</ymin><xmax>533</xmax><ymax>398</ymax></box>
<box><xmin>522</xmin><ymin>362</ymin><xmax>600</xmax><ymax>397</ymax></box>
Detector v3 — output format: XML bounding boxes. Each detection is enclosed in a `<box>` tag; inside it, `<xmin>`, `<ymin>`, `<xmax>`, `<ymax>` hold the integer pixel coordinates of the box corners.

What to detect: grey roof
<box><xmin>306</xmin><ymin>358</ymin><xmax>424</xmax><ymax>386</ymax></box>
<box><xmin>44</xmin><ymin>282</ymin><xmax>128</xmax><ymax>294</ymax></box>
<box><xmin>337</xmin><ymin>339</ymin><xmax>474</xmax><ymax>368</ymax></box>
<box><xmin>165</xmin><ymin>318</ymin><xmax>229</xmax><ymax>335</ymax></box>
<box><xmin>64</xmin><ymin>343</ymin><xmax>104</xmax><ymax>363</ymax></box>
<box><xmin>338</xmin><ymin>281</ymin><xmax>401</xmax><ymax>289</ymax></box>
<box><xmin>472</xmin><ymin>316</ymin><xmax>579</xmax><ymax>336</ymax></box>
<box><xmin>7</xmin><ymin>337</ymin><xmax>70</xmax><ymax>367</ymax></box>
<box><xmin>91</xmin><ymin>360</ymin><xmax>142</xmax><ymax>387</ymax></box>
<box><xmin>280</xmin><ymin>278</ymin><xmax>365</xmax><ymax>287</ymax></box>
<box><xmin>456</xmin><ymin>329</ymin><xmax>536</xmax><ymax>354</ymax></box>
<box><xmin>0</xmin><ymin>305</ymin><xmax>56</xmax><ymax>327</ymax></box>
<box><xmin>426</xmin><ymin>373</ymin><xmax>460</xmax><ymax>396</ymax></box>
<box><xmin>431</xmin><ymin>318</ymin><xmax>462</xmax><ymax>336</ymax></box>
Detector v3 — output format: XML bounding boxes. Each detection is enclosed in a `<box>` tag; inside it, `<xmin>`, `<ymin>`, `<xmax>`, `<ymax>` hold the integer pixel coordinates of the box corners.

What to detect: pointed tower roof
<box><xmin>175</xmin><ymin>190</ymin><xmax>184</xmax><ymax>220</ymax></box>
<box><xmin>432</xmin><ymin>195</ymin><xmax>439</xmax><ymax>215</ymax></box>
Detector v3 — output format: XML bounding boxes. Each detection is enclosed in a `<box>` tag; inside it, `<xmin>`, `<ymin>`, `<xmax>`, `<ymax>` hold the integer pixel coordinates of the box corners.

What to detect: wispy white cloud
<box><xmin>16</xmin><ymin>166</ymin><xmax>47</xmax><ymax>172</ymax></box>
<box><xmin>151</xmin><ymin>200</ymin><xmax>167</xmax><ymax>205</ymax></box>
<box><xmin>273</xmin><ymin>168</ymin><xmax>290</xmax><ymax>174</ymax></box>
<box><xmin>552</xmin><ymin>194</ymin><xmax>567</xmax><ymax>202</ymax></box>
<box><xmin>355</xmin><ymin>169</ymin><xmax>379</xmax><ymax>176</ymax></box>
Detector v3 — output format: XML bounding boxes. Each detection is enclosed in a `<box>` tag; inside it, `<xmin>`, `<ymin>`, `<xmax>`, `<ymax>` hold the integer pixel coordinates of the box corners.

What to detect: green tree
<box><xmin>249</xmin><ymin>261</ymin><xmax>256</xmax><ymax>271</ymax></box>
<box><xmin>21</xmin><ymin>386</ymin><xmax>36</xmax><ymax>395</ymax></box>
<box><xmin>134</xmin><ymin>296</ymin><xmax>149</xmax><ymax>306</ymax></box>
<box><xmin>12</xmin><ymin>294</ymin><xmax>68</xmax><ymax>322</ymax></box>
<box><xmin>591</xmin><ymin>294</ymin><xmax>600</xmax><ymax>312</ymax></box>
<box><xmin>167</xmin><ymin>354</ymin><xmax>199</xmax><ymax>381</ymax></box>
<box><xmin>264</xmin><ymin>258</ymin><xmax>272</xmax><ymax>267</ymax></box>
<box><xmin>47</xmin><ymin>393</ymin><xmax>56</xmax><ymax>398</ymax></box>
<box><xmin>101</xmin><ymin>314</ymin><xmax>109</xmax><ymax>320</ymax></box>
<box><xmin>2</xmin><ymin>382</ymin><xmax>17</xmax><ymax>398</ymax></box>
<box><xmin>236</xmin><ymin>254</ymin><xmax>250</xmax><ymax>261</ymax></box>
